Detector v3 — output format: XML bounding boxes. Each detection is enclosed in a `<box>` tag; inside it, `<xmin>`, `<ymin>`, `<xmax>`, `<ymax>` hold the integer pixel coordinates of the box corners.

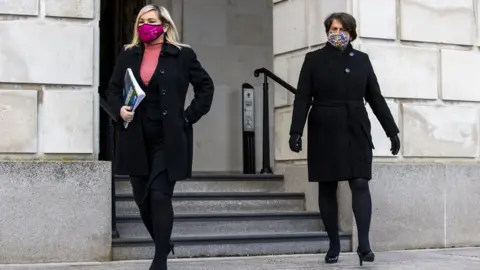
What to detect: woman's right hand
<box><xmin>120</xmin><ymin>106</ymin><xmax>134</xmax><ymax>122</ymax></box>
<box><xmin>289</xmin><ymin>134</ymin><xmax>302</xmax><ymax>153</ymax></box>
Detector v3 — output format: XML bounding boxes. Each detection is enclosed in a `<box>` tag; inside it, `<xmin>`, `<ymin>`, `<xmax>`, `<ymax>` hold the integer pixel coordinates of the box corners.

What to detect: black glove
<box><xmin>389</xmin><ymin>135</ymin><xmax>400</xmax><ymax>155</ymax></box>
<box><xmin>289</xmin><ymin>134</ymin><xmax>302</xmax><ymax>153</ymax></box>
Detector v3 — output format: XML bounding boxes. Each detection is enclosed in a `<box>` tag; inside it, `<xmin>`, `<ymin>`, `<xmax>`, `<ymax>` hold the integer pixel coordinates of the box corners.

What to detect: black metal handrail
<box><xmin>99</xmin><ymin>97</ymin><xmax>119</xmax><ymax>238</ymax></box>
<box><xmin>254</xmin><ymin>67</ymin><xmax>297</xmax><ymax>94</ymax></box>
<box><xmin>254</xmin><ymin>67</ymin><xmax>297</xmax><ymax>174</ymax></box>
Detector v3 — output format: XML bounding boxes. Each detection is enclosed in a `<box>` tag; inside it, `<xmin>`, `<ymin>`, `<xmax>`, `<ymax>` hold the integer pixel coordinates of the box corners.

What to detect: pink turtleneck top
<box><xmin>140</xmin><ymin>43</ymin><xmax>162</xmax><ymax>86</ymax></box>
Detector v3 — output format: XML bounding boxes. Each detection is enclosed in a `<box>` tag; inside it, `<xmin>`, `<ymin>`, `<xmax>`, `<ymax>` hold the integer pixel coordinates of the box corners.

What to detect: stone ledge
<box><xmin>353</xmin><ymin>163</ymin><xmax>480</xmax><ymax>251</ymax></box>
<box><xmin>0</xmin><ymin>161</ymin><xmax>111</xmax><ymax>263</ymax></box>
<box><xmin>281</xmin><ymin>162</ymin><xmax>480</xmax><ymax>251</ymax></box>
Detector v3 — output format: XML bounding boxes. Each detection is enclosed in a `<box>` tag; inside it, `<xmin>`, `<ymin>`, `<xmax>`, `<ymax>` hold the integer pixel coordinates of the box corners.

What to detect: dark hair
<box><xmin>324</xmin><ymin>12</ymin><xmax>357</xmax><ymax>41</ymax></box>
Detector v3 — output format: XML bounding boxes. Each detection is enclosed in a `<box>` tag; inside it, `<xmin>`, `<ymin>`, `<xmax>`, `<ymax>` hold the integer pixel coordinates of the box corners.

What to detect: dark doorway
<box><xmin>98</xmin><ymin>0</ymin><xmax>146</xmax><ymax>161</ymax></box>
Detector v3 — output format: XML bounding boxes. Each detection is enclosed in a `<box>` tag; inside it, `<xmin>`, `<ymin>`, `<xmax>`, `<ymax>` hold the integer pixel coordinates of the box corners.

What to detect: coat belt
<box><xmin>311</xmin><ymin>100</ymin><xmax>369</xmax><ymax>150</ymax></box>
<box><xmin>312</xmin><ymin>100</ymin><xmax>365</xmax><ymax>108</ymax></box>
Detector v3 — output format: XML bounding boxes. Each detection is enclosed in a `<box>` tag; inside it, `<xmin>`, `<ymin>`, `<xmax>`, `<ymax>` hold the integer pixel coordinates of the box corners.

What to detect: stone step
<box><xmin>112</xmin><ymin>232</ymin><xmax>352</xmax><ymax>260</ymax></box>
<box><xmin>115</xmin><ymin>173</ymin><xmax>284</xmax><ymax>182</ymax></box>
<box><xmin>116</xmin><ymin>212</ymin><xmax>324</xmax><ymax>238</ymax></box>
<box><xmin>115</xmin><ymin>192</ymin><xmax>305</xmax><ymax>215</ymax></box>
<box><xmin>115</xmin><ymin>178</ymin><xmax>285</xmax><ymax>194</ymax></box>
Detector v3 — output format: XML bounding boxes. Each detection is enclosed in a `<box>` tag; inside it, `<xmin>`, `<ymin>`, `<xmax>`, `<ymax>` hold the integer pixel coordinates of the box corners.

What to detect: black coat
<box><xmin>290</xmin><ymin>43</ymin><xmax>398</xmax><ymax>182</ymax></box>
<box><xmin>106</xmin><ymin>43</ymin><xmax>214</xmax><ymax>182</ymax></box>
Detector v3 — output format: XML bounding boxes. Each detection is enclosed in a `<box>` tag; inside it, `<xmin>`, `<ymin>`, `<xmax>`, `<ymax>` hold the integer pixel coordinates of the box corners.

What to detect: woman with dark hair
<box><xmin>106</xmin><ymin>4</ymin><xmax>214</xmax><ymax>270</ymax></box>
<box><xmin>289</xmin><ymin>12</ymin><xmax>400</xmax><ymax>266</ymax></box>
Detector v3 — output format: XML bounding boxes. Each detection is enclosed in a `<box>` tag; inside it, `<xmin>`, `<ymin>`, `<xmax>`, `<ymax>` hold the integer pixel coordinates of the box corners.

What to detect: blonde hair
<box><xmin>125</xmin><ymin>5</ymin><xmax>187</xmax><ymax>50</ymax></box>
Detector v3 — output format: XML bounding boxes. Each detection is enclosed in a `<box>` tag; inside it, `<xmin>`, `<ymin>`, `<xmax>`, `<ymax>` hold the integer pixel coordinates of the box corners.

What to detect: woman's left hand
<box><xmin>389</xmin><ymin>135</ymin><xmax>400</xmax><ymax>155</ymax></box>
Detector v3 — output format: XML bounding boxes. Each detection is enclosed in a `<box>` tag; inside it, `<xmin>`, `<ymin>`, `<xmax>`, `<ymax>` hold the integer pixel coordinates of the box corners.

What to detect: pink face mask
<box><xmin>138</xmin><ymin>23</ymin><xmax>164</xmax><ymax>43</ymax></box>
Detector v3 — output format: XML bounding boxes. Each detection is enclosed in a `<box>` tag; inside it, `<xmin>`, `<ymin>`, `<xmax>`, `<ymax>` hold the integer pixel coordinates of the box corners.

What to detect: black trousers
<box><xmin>318</xmin><ymin>178</ymin><xmax>372</xmax><ymax>255</ymax></box>
<box><xmin>131</xmin><ymin>151</ymin><xmax>176</xmax><ymax>270</ymax></box>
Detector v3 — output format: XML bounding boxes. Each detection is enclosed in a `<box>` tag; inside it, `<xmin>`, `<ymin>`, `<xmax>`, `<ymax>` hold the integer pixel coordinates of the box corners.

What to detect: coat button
<box><xmin>162</xmin><ymin>110</ymin><xmax>168</xmax><ymax>116</ymax></box>
<box><xmin>345</xmin><ymin>68</ymin><xmax>350</xmax><ymax>73</ymax></box>
<box><xmin>349</xmin><ymin>52</ymin><xmax>355</xmax><ymax>56</ymax></box>
<box><xmin>161</xmin><ymin>89</ymin><xmax>166</xmax><ymax>95</ymax></box>
<box><xmin>159</xmin><ymin>69</ymin><xmax>165</xmax><ymax>74</ymax></box>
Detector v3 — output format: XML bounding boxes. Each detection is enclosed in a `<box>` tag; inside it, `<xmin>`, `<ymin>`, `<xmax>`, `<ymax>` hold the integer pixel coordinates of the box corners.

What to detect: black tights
<box><xmin>318</xmin><ymin>178</ymin><xmax>372</xmax><ymax>255</ymax></box>
<box><xmin>136</xmin><ymin>183</ymin><xmax>174</xmax><ymax>270</ymax></box>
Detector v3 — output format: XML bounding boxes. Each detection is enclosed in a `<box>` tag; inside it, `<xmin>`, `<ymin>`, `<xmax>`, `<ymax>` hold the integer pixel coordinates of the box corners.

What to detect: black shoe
<box><xmin>324</xmin><ymin>248</ymin><xmax>339</xmax><ymax>264</ymax></box>
<box><xmin>324</xmin><ymin>254</ymin><xmax>339</xmax><ymax>264</ymax></box>
<box><xmin>150</xmin><ymin>243</ymin><xmax>174</xmax><ymax>270</ymax></box>
<box><xmin>149</xmin><ymin>261</ymin><xmax>167</xmax><ymax>270</ymax></box>
<box><xmin>357</xmin><ymin>249</ymin><xmax>375</xmax><ymax>266</ymax></box>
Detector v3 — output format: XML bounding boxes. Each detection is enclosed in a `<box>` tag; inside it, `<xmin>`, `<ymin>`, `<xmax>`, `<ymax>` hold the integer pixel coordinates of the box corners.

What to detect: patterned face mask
<box><xmin>327</xmin><ymin>32</ymin><xmax>350</xmax><ymax>50</ymax></box>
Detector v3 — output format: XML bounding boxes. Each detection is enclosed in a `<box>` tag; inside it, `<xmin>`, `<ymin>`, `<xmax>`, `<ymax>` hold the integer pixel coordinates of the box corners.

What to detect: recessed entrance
<box><xmin>98</xmin><ymin>0</ymin><xmax>146</xmax><ymax>161</ymax></box>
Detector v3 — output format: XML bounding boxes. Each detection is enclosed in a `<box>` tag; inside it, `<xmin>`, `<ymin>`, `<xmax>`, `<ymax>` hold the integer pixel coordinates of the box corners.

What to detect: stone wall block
<box><xmin>358</xmin><ymin>0</ymin><xmax>397</xmax><ymax>39</ymax></box>
<box><xmin>306</xmin><ymin>0</ymin><xmax>348</xmax><ymax>46</ymax></box>
<box><xmin>45</xmin><ymin>0</ymin><xmax>95</xmax><ymax>19</ymax></box>
<box><xmin>274</xmin><ymin>108</ymin><xmax>307</xmax><ymax>160</ymax></box>
<box><xmin>441</xmin><ymin>49</ymin><xmax>480</xmax><ymax>102</ymax></box>
<box><xmin>400</xmin><ymin>0</ymin><xmax>474</xmax><ymax>45</ymax></box>
<box><xmin>367</xmin><ymin>101</ymin><xmax>400</xmax><ymax>157</ymax></box>
<box><xmin>360</xmin><ymin>44</ymin><xmax>438</xmax><ymax>99</ymax></box>
<box><xmin>287</xmin><ymin>54</ymin><xmax>305</xmax><ymax>88</ymax></box>
<box><xmin>274</xmin><ymin>56</ymin><xmax>290</xmax><ymax>107</ymax></box>
<box><xmin>273</xmin><ymin>0</ymin><xmax>307</xmax><ymax>54</ymax></box>
<box><xmin>41</xmin><ymin>90</ymin><xmax>94</xmax><ymax>154</ymax></box>
<box><xmin>0</xmin><ymin>21</ymin><xmax>94</xmax><ymax>85</ymax></box>
<box><xmin>0</xmin><ymin>0</ymin><xmax>38</xmax><ymax>16</ymax></box>
<box><xmin>0</xmin><ymin>90</ymin><xmax>38</xmax><ymax>153</ymax></box>
<box><xmin>402</xmin><ymin>104</ymin><xmax>478</xmax><ymax>157</ymax></box>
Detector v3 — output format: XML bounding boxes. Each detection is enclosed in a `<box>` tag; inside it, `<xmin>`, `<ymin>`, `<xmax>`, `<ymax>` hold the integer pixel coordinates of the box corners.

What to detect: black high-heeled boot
<box><xmin>357</xmin><ymin>248</ymin><xmax>375</xmax><ymax>266</ymax></box>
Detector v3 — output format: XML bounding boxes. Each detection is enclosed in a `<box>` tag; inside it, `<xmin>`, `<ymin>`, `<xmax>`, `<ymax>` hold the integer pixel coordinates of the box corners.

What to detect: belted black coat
<box><xmin>290</xmin><ymin>43</ymin><xmax>399</xmax><ymax>182</ymax></box>
<box><xmin>106</xmin><ymin>43</ymin><xmax>214</xmax><ymax>182</ymax></box>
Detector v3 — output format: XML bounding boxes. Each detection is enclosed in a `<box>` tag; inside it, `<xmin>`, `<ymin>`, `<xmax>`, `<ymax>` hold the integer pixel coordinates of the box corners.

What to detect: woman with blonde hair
<box><xmin>106</xmin><ymin>4</ymin><xmax>214</xmax><ymax>270</ymax></box>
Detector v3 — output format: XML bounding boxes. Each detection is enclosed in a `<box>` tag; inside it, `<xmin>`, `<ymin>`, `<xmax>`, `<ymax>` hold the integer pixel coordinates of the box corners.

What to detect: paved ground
<box><xmin>2</xmin><ymin>248</ymin><xmax>479</xmax><ymax>269</ymax></box>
